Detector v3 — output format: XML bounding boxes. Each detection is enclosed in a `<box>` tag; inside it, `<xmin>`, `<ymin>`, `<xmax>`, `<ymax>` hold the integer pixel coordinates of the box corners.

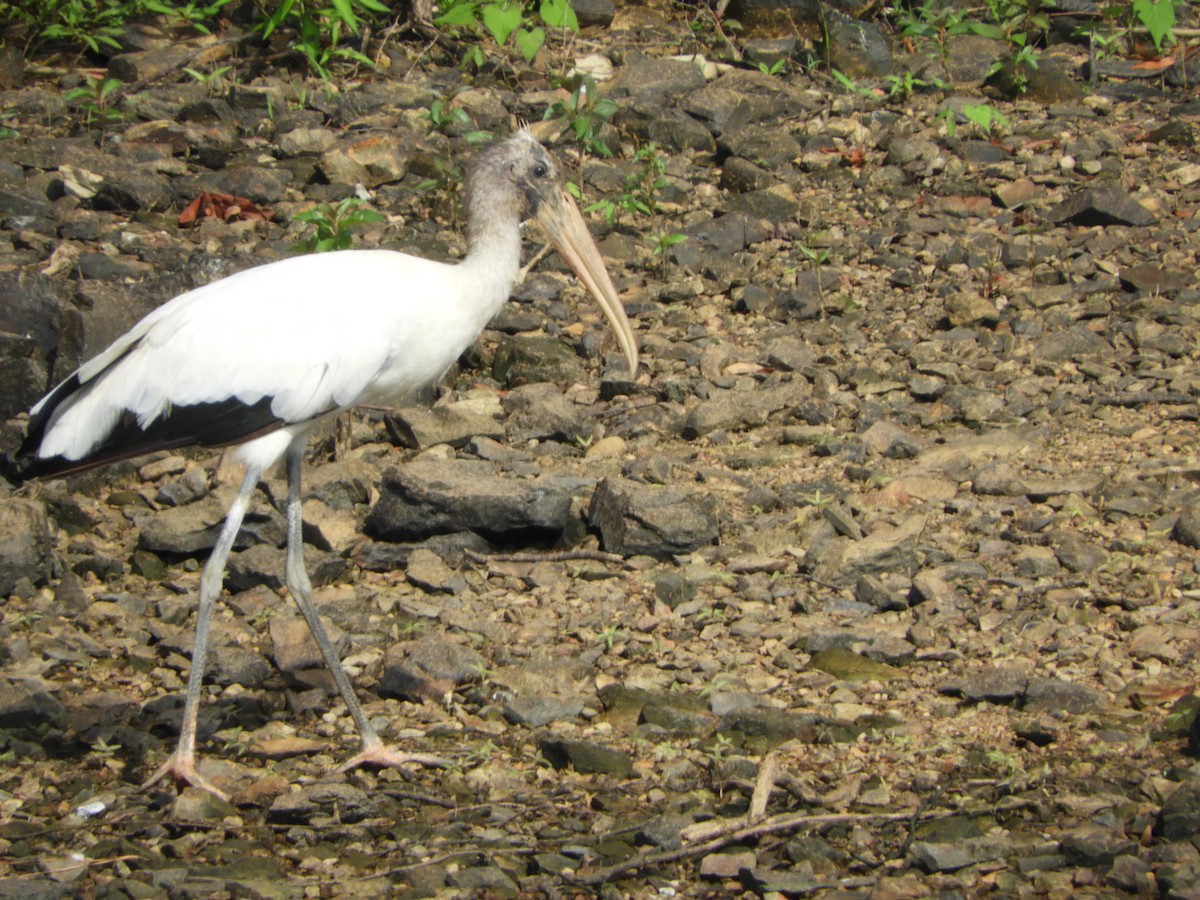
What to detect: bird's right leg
<box><xmin>280</xmin><ymin>442</ymin><xmax>448</xmax><ymax>776</ymax></box>
<box><xmin>141</xmin><ymin>466</ymin><xmax>261</xmax><ymax>802</ymax></box>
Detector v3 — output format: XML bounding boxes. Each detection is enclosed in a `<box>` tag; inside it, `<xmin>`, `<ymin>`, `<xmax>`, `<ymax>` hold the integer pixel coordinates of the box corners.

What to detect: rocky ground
<box><xmin>3</xmin><ymin>0</ymin><xmax>1200</xmax><ymax>897</ymax></box>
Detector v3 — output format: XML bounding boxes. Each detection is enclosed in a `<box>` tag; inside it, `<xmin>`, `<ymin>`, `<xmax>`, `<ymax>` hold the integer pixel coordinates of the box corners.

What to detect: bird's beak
<box><xmin>537</xmin><ymin>190</ymin><xmax>639</xmax><ymax>377</ymax></box>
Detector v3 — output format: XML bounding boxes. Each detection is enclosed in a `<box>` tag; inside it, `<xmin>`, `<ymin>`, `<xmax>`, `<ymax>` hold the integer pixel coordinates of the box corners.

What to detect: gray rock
<box><xmin>404</xmin><ymin>547</ymin><xmax>466</xmax><ymax>594</ymax></box>
<box><xmin>589</xmin><ymin>476</ymin><xmax>719</xmax><ymax>558</ymax></box>
<box><xmin>941</xmin><ymin>666</ymin><xmax>1028</xmax><ymax>703</ymax></box>
<box><xmin>684</xmin><ymin>70</ymin><xmax>810</xmax><ymax>136</ymax></box>
<box><xmin>1024</xmin><ymin>679</ymin><xmax>1105</xmax><ymax>714</ymax></box>
<box><xmin>721</xmin><ymin>127</ymin><xmax>802</xmax><ymax>169</ymax></box>
<box><xmin>0</xmin><ymin>498</ymin><xmax>51</xmax><ymax>593</ymax></box>
<box><xmin>445</xmin><ymin>865</ymin><xmax>518</xmax><ymax>897</ymax></box>
<box><xmin>856</xmin><ymin>575</ymin><xmax>908</xmax><ymax>614</ymax></box>
<box><xmin>209</xmin><ymin>645</ymin><xmax>273</xmax><ymax>688</ymax></box>
<box><xmin>606</xmin><ymin>57</ymin><xmax>707</xmax><ymax>104</ymax></box>
<box><xmin>0</xmin><ymin>272</ymin><xmax>64</xmax><ymax>418</ymax></box>
<box><xmin>501</xmin><ymin>382</ymin><xmax>591</xmax><ymax>442</ymax></box>
<box><xmin>1050</xmin><ymin>180</ymin><xmax>1156</xmax><ymax>227</ymax></box>
<box><xmin>138</xmin><ymin>496</ymin><xmax>233</xmax><ymax>556</ymax></box>
<box><xmin>1059</xmin><ymin>823</ymin><xmax>1138</xmax><ymax>866</ymax></box>
<box><xmin>683</xmin><ymin>383</ymin><xmax>803</xmax><ymax>438</ymax></box>
<box><xmin>1049</xmin><ymin>529</ymin><xmax>1108</xmax><ymax>573</ymax></box>
<box><xmin>267</xmin><ymin>782</ymin><xmax>381</xmax><ymax>824</ymax></box>
<box><xmin>0</xmin><ymin>679</ymin><xmax>65</xmax><ymax>729</ymax></box>
<box><xmin>492</xmin><ymin>334</ymin><xmax>586</xmax><ymax>388</ymax></box>
<box><xmin>224</xmin><ymin>543</ymin><xmax>344</xmax><ymax>593</ymax></box>
<box><xmin>540</xmin><ymin>738</ymin><xmax>633</xmax><ymax>776</ymax></box>
<box><xmin>366</xmin><ymin>458</ymin><xmax>587</xmax><ymax>543</ymax></box>
<box><xmin>1159</xmin><ymin>778</ymin><xmax>1200</xmax><ymax>841</ymax></box>
<box><xmin>386</xmin><ymin>403</ymin><xmax>504</xmax><ymax>450</ymax></box>
<box><xmin>380</xmin><ymin>639</ymin><xmax>484</xmax><ymax>703</ymax></box>
<box><xmin>824</xmin><ymin>8</ymin><xmax>893</xmax><ymax>78</ymax></box>
<box><xmin>318</xmin><ymin>133</ymin><xmax>411</xmax><ymax>188</ymax></box>
<box><xmin>270</xmin><ymin>612</ymin><xmax>349</xmax><ymax>674</ymax></box>
<box><xmin>1173</xmin><ymin>499</ymin><xmax>1200</xmax><ymax>549</ymax></box>
<box><xmin>503</xmin><ymin>695</ymin><xmax>585</xmax><ymax>727</ymax></box>
<box><xmin>570</xmin><ymin>0</ymin><xmax>614</xmax><ymax>26</ymax></box>
<box><xmin>910</xmin><ymin>836</ymin><xmax>1010</xmax><ymax>872</ymax></box>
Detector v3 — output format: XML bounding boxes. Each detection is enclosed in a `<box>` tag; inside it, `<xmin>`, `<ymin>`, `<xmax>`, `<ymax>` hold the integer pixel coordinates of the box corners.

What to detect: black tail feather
<box><xmin>10</xmin><ymin>396</ymin><xmax>286</xmax><ymax>484</ymax></box>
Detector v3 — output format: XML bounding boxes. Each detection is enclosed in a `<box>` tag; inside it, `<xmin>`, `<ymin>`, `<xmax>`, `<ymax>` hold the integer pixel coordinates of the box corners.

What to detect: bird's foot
<box><xmin>335</xmin><ymin>741</ymin><xmax>450</xmax><ymax>776</ymax></box>
<box><xmin>141</xmin><ymin>753</ymin><xmax>231</xmax><ymax>802</ymax></box>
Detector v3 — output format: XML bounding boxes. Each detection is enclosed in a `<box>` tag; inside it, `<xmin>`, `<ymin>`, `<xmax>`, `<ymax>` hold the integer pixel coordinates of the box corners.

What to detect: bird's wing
<box><xmin>27</xmin><ymin>250</ymin><xmax>457</xmax><ymax>469</ymax></box>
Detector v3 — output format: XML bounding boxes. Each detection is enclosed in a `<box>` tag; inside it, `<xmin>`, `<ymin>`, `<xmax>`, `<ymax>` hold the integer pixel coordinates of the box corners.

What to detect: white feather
<box><xmin>34</xmin><ymin>246</ymin><xmax>518</xmax><ymax>463</ymax></box>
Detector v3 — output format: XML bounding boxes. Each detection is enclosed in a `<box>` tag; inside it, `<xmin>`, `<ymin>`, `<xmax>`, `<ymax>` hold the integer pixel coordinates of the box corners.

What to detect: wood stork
<box><xmin>12</xmin><ymin>130</ymin><xmax>639</xmax><ymax>801</ymax></box>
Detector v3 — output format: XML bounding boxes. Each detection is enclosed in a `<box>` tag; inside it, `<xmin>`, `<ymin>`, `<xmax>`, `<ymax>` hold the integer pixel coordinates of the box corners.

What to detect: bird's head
<box><xmin>468</xmin><ymin>132</ymin><xmax>638</xmax><ymax>377</ymax></box>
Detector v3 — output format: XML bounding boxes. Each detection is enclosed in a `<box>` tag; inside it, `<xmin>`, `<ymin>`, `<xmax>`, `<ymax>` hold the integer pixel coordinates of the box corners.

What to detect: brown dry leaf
<box><xmin>179</xmin><ymin>191</ymin><xmax>273</xmax><ymax>227</ymax></box>
<box><xmin>1132</xmin><ymin>56</ymin><xmax>1175</xmax><ymax>71</ymax></box>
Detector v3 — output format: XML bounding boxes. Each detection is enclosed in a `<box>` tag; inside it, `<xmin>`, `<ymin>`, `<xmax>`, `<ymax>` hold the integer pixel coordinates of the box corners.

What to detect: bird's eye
<box><xmin>532</xmin><ymin>163</ymin><xmax>548</xmax><ymax>178</ymax></box>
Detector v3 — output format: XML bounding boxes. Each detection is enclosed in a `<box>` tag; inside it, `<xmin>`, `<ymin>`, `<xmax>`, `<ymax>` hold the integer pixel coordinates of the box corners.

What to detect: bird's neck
<box><xmin>460</xmin><ymin>207</ymin><xmax>523</xmax><ymax>315</ymax></box>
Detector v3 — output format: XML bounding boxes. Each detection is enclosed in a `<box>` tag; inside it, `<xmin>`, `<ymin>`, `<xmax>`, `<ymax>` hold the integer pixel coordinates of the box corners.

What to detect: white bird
<box><xmin>12</xmin><ymin>130</ymin><xmax>639</xmax><ymax>801</ymax></box>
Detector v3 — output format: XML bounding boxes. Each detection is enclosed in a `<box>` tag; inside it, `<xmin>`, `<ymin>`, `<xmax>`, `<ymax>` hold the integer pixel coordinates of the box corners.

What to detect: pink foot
<box><xmin>141</xmin><ymin>754</ymin><xmax>231</xmax><ymax>802</ymax></box>
<box><xmin>335</xmin><ymin>741</ymin><xmax>450</xmax><ymax>776</ymax></box>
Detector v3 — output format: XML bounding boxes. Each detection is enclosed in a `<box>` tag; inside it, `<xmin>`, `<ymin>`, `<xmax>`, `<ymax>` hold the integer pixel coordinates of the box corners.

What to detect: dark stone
<box><xmin>267</xmin><ymin>782</ymin><xmax>381</xmax><ymax>824</ymax></box>
<box><xmin>380</xmin><ymin>640</ymin><xmax>484</xmax><ymax>703</ymax></box>
<box><xmin>0</xmin><ymin>679</ymin><xmax>66</xmax><ymax>729</ymax></box>
<box><xmin>589</xmin><ymin>476</ymin><xmax>719</xmax><ymax>558</ymax></box>
<box><xmin>1050</xmin><ymin>181</ymin><xmax>1156</xmax><ymax>227</ymax></box>
<box><xmin>0</xmin><ymin>498</ymin><xmax>51</xmax><ymax>593</ymax></box>
<box><xmin>1172</xmin><ymin>500</ymin><xmax>1200</xmax><ymax>549</ymax></box>
<box><xmin>570</xmin><ymin>0</ymin><xmax>615</xmax><ymax>27</ymax></box>
<box><xmin>366</xmin><ymin>458</ymin><xmax>586</xmax><ymax>544</ymax></box>
<box><xmin>1158</xmin><ymin>778</ymin><xmax>1200</xmax><ymax>841</ymax></box>
<box><xmin>539</xmin><ymin>738</ymin><xmax>633</xmax><ymax>776</ymax></box>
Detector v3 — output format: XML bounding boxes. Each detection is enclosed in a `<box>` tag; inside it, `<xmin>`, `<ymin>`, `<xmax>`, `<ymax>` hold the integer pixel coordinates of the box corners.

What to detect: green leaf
<box><xmin>1133</xmin><ymin>0</ymin><xmax>1175</xmax><ymax>52</ymax></box>
<box><xmin>515</xmin><ymin>26</ymin><xmax>545</xmax><ymax>63</ymax></box>
<box><xmin>435</xmin><ymin>1</ymin><xmax>481</xmax><ymax>26</ymax></box>
<box><xmin>481</xmin><ymin>1</ymin><xmax>522</xmax><ymax>45</ymax></box>
<box><xmin>966</xmin><ymin>22</ymin><xmax>1006</xmax><ymax>40</ymax></box>
<box><xmin>261</xmin><ymin>0</ymin><xmax>297</xmax><ymax>38</ymax></box>
<box><xmin>330</xmin><ymin>0</ymin><xmax>361</xmax><ymax>32</ymax></box>
<box><xmin>540</xmin><ymin>0</ymin><xmax>578</xmax><ymax>30</ymax></box>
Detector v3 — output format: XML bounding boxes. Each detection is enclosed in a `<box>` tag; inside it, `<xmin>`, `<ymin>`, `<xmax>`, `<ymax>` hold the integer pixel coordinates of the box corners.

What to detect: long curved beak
<box><xmin>537</xmin><ymin>189</ymin><xmax>638</xmax><ymax>377</ymax></box>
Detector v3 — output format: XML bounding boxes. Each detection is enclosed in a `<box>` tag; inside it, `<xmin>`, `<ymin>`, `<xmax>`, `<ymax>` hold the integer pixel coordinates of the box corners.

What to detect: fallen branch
<box><xmin>568</xmin><ymin>807</ymin><xmax>947</xmax><ymax>886</ymax></box>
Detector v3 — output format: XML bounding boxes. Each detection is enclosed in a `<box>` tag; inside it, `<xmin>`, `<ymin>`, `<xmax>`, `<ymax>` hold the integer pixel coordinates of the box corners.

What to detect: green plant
<box><xmin>1133</xmin><ymin>0</ymin><xmax>1178</xmax><ymax>53</ymax></box>
<box><xmin>142</xmin><ymin>0</ymin><xmax>234</xmax><ymax>33</ymax></box>
<box><xmin>544</xmin><ymin>75</ymin><xmax>619</xmax><ymax>158</ymax></box>
<box><xmin>755</xmin><ymin>58</ymin><xmax>786</xmax><ymax>76</ymax></box>
<box><xmin>90</xmin><ymin>735</ymin><xmax>122</xmax><ymax>757</ymax></box>
<box><xmin>884</xmin><ymin>70</ymin><xmax>942</xmax><ymax>99</ymax></box>
<box><xmin>435</xmin><ymin>0</ymin><xmax>578</xmax><ymax>64</ymax></box>
<box><xmin>651</xmin><ymin>231</ymin><xmax>687</xmax><ymax>258</ymax></box>
<box><xmin>797</xmin><ymin>241</ymin><xmax>830</xmax><ymax>299</ymax></box>
<box><xmin>598</xmin><ymin>623</ymin><xmax>625</xmax><ymax>651</ymax></box>
<box><xmin>705</xmin><ymin>733</ymin><xmax>736</xmax><ymax>764</ymax></box>
<box><xmin>961</xmin><ymin>102</ymin><xmax>1010</xmax><ymax>136</ymax></box>
<box><xmin>259</xmin><ymin>0</ymin><xmax>387</xmax><ymax>78</ymax></box>
<box><xmin>293</xmin><ymin>197</ymin><xmax>384</xmax><ymax>253</ymax></box>
<box><xmin>0</xmin><ymin>111</ymin><xmax>18</xmax><ymax>141</ymax></box>
<box><xmin>182</xmin><ymin>64</ymin><xmax>233</xmax><ymax>94</ymax></box>
<box><xmin>895</xmin><ymin>0</ymin><xmax>975</xmax><ymax>80</ymax></box>
<box><xmin>66</xmin><ymin>74</ymin><xmax>123</xmax><ymax>144</ymax></box>
<box><xmin>831</xmin><ymin>68</ymin><xmax>878</xmax><ymax>100</ymax></box>
<box><xmin>397</xmin><ymin>619</ymin><xmax>424</xmax><ymax>638</ymax></box>
<box><xmin>26</xmin><ymin>0</ymin><xmax>130</xmax><ymax>54</ymax></box>
<box><xmin>425</xmin><ymin>98</ymin><xmax>470</xmax><ymax>132</ymax></box>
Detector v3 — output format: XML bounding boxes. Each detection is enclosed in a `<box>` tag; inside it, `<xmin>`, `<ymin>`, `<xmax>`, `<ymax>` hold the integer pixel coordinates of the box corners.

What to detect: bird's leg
<box><xmin>281</xmin><ymin>443</ymin><xmax>449</xmax><ymax>776</ymax></box>
<box><xmin>141</xmin><ymin>466</ymin><xmax>262</xmax><ymax>802</ymax></box>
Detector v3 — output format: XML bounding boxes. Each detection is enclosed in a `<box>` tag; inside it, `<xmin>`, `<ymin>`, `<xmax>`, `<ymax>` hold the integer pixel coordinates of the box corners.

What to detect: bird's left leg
<box><xmin>281</xmin><ymin>441</ymin><xmax>449</xmax><ymax>775</ymax></box>
<box><xmin>141</xmin><ymin>465</ymin><xmax>262</xmax><ymax>801</ymax></box>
